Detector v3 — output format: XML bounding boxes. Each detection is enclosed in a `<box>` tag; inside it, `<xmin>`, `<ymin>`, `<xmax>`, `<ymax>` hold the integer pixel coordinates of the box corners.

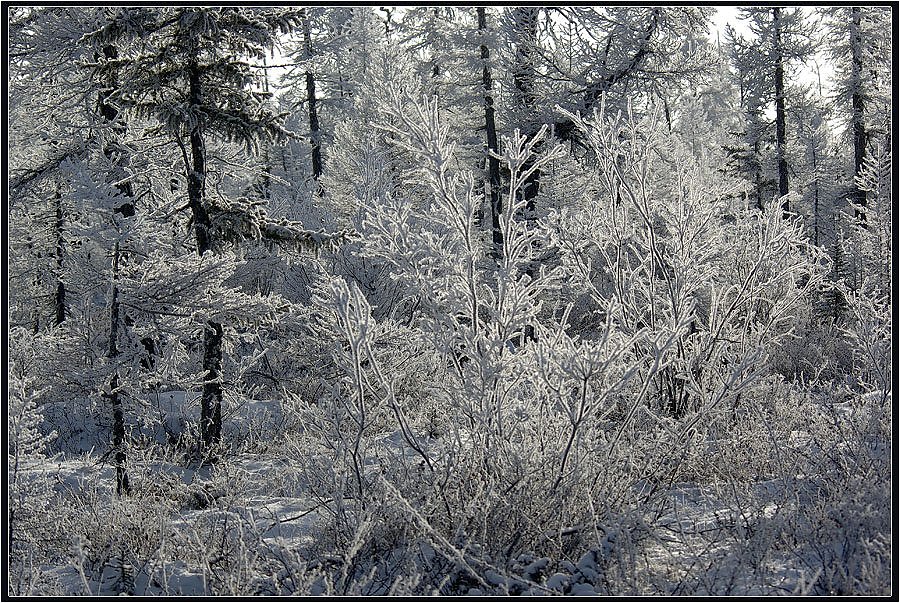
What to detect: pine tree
<box><xmin>732</xmin><ymin>7</ymin><xmax>815</xmax><ymax>214</ymax></box>
<box><xmin>824</xmin><ymin>6</ymin><xmax>892</xmax><ymax>227</ymax></box>
<box><xmin>87</xmin><ymin>7</ymin><xmax>335</xmax><ymax>452</ymax></box>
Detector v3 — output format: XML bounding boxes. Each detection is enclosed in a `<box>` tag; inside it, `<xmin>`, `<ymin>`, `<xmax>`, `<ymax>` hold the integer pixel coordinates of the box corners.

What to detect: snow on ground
<box><xmin>19</xmin><ymin>387</ymin><xmax>889</xmax><ymax>595</ymax></box>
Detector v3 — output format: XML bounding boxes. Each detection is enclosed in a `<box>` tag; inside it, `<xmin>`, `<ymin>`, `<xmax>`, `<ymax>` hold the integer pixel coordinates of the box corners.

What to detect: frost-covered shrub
<box><xmin>8</xmin><ymin>330</ymin><xmax>60</xmax><ymax>595</ymax></box>
<box><xmin>550</xmin><ymin>105</ymin><xmax>830</xmax><ymax>423</ymax></box>
<box><xmin>290</xmin><ymin>92</ymin><xmax>749</xmax><ymax>592</ymax></box>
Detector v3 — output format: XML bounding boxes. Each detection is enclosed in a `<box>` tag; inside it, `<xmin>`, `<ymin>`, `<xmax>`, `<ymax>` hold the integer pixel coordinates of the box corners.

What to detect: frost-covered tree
<box><xmin>824</xmin><ymin>6</ymin><xmax>892</xmax><ymax>225</ymax></box>
<box><xmin>730</xmin><ymin>8</ymin><xmax>816</xmax><ymax>212</ymax></box>
<box><xmin>85</xmin><ymin>7</ymin><xmax>345</xmax><ymax>451</ymax></box>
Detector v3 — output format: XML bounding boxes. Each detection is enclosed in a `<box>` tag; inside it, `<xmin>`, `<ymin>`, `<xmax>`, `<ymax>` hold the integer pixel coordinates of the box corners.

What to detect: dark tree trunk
<box><xmin>850</xmin><ymin>6</ymin><xmax>867</xmax><ymax>227</ymax></box>
<box><xmin>303</xmin><ymin>14</ymin><xmax>323</xmax><ymax>181</ymax></box>
<box><xmin>187</xmin><ymin>62</ymin><xmax>214</xmax><ymax>257</ymax></box>
<box><xmin>97</xmin><ymin>46</ymin><xmax>137</xmax><ymax>493</ymax></box>
<box><xmin>754</xmin><ymin>135</ymin><xmax>764</xmax><ymax>210</ymax></box>
<box><xmin>259</xmin><ymin>55</ymin><xmax>272</xmax><ymax>200</ymax></box>
<box><xmin>53</xmin><ymin>186</ymin><xmax>66</xmax><ymax>325</ymax></box>
<box><xmin>107</xmin><ymin>241</ymin><xmax>130</xmax><ymax>496</ymax></box>
<box><xmin>432</xmin><ymin>8</ymin><xmax>441</xmax><ymax>80</ymax></box>
<box><xmin>811</xmin><ymin>143</ymin><xmax>820</xmax><ymax>246</ymax></box>
<box><xmin>773</xmin><ymin>8</ymin><xmax>789</xmax><ymax>214</ymax></box>
<box><xmin>512</xmin><ymin>7</ymin><xmax>540</xmax><ymax>215</ymax></box>
<box><xmin>200</xmin><ymin>321</ymin><xmax>223</xmax><ymax>448</ymax></box>
<box><xmin>512</xmin><ymin>7</ymin><xmax>541</xmax><ymax>343</ymax></box>
<box><xmin>187</xmin><ymin>59</ymin><xmax>223</xmax><ymax>452</ymax></box>
<box><xmin>99</xmin><ymin>44</ymin><xmax>157</xmax><ymax>364</ymax></box>
<box><xmin>478</xmin><ymin>7</ymin><xmax>503</xmax><ymax>258</ymax></box>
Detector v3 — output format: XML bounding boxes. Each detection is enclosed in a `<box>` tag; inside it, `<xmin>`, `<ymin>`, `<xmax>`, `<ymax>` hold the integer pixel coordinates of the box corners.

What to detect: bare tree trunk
<box><xmin>188</xmin><ymin>63</ymin><xmax>214</xmax><ymax>257</ymax></box>
<box><xmin>201</xmin><ymin>321</ymin><xmax>223</xmax><ymax>447</ymax></box>
<box><xmin>850</xmin><ymin>6</ymin><xmax>867</xmax><ymax>227</ymax></box>
<box><xmin>259</xmin><ymin>55</ymin><xmax>272</xmax><ymax>200</ymax></box>
<box><xmin>773</xmin><ymin>7</ymin><xmax>790</xmax><ymax>214</ymax></box>
<box><xmin>53</xmin><ymin>186</ymin><xmax>66</xmax><ymax>325</ymax></box>
<box><xmin>303</xmin><ymin>12</ymin><xmax>323</xmax><ymax>181</ymax></box>
<box><xmin>512</xmin><ymin>7</ymin><xmax>540</xmax><ymax>215</ymax></box>
<box><xmin>754</xmin><ymin>135</ymin><xmax>764</xmax><ymax>210</ymax></box>
<box><xmin>187</xmin><ymin>59</ymin><xmax>223</xmax><ymax>453</ymax></box>
<box><xmin>811</xmin><ymin>143</ymin><xmax>820</xmax><ymax>246</ymax></box>
<box><xmin>478</xmin><ymin>7</ymin><xmax>502</xmax><ymax>258</ymax></box>
<box><xmin>106</xmin><ymin>241</ymin><xmax>130</xmax><ymax>496</ymax></box>
<box><xmin>512</xmin><ymin>7</ymin><xmax>540</xmax><ymax>342</ymax></box>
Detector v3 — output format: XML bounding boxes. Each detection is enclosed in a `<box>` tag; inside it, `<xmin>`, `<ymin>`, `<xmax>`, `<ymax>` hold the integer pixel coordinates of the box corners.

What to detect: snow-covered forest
<box><xmin>7</xmin><ymin>5</ymin><xmax>892</xmax><ymax>596</ymax></box>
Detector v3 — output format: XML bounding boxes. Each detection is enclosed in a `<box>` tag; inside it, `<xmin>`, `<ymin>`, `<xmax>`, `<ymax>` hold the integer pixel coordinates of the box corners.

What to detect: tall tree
<box><xmin>734</xmin><ymin>7</ymin><xmax>815</xmax><ymax>214</ymax></box>
<box><xmin>302</xmin><ymin>10</ymin><xmax>324</xmax><ymax>182</ymax></box>
<box><xmin>477</xmin><ymin>7</ymin><xmax>502</xmax><ymax>256</ymax></box>
<box><xmin>825</xmin><ymin>6</ymin><xmax>892</xmax><ymax>228</ymax></box>
<box><xmin>773</xmin><ymin>7</ymin><xmax>789</xmax><ymax>203</ymax></box>
<box><xmin>849</xmin><ymin>7</ymin><xmax>866</xmax><ymax>222</ymax></box>
<box><xmin>89</xmin><ymin>7</ymin><xmax>305</xmax><ymax>452</ymax></box>
<box><xmin>95</xmin><ymin>40</ymin><xmax>136</xmax><ymax>494</ymax></box>
<box><xmin>510</xmin><ymin>7</ymin><xmax>541</xmax><ymax>214</ymax></box>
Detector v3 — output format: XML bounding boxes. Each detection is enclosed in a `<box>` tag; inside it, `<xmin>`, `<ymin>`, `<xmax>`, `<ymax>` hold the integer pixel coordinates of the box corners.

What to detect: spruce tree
<box><xmin>88</xmin><ymin>8</ymin><xmax>310</xmax><ymax>452</ymax></box>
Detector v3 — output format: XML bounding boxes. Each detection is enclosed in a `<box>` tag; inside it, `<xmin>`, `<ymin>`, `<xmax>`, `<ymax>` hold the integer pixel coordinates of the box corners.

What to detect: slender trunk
<box><xmin>98</xmin><ymin>46</ymin><xmax>136</xmax><ymax>493</ymax></box>
<box><xmin>107</xmin><ymin>241</ymin><xmax>130</xmax><ymax>496</ymax></box>
<box><xmin>188</xmin><ymin>61</ymin><xmax>214</xmax><ymax>257</ymax></box>
<box><xmin>201</xmin><ymin>321</ymin><xmax>223</xmax><ymax>448</ymax></box>
<box><xmin>99</xmin><ymin>45</ymin><xmax>135</xmax><ymax>215</ymax></box>
<box><xmin>754</xmin><ymin>134</ymin><xmax>764</xmax><ymax>210</ymax></box>
<box><xmin>513</xmin><ymin>7</ymin><xmax>540</xmax><ymax>342</ymax></box>
<box><xmin>812</xmin><ymin>143</ymin><xmax>820</xmax><ymax>246</ymax></box>
<box><xmin>100</xmin><ymin>45</ymin><xmax>156</xmax><ymax>362</ymax></box>
<box><xmin>303</xmin><ymin>14</ymin><xmax>323</xmax><ymax>181</ymax></box>
<box><xmin>773</xmin><ymin>8</ymin><xmax>789</xmax><ymax>213</ymax></box>
<box><xmin>432</xmin><ymin>7</ymin><xmax>441</xmax><ymax>80</ymax></box>
<box><xmin>380</xmin><ymin>6</ymin><xmax>393</xmax><ymax>38</ymax></box>
<box><xmin>513</xmin><ymin>7</ymin><xmax>541</xmax><ymax>215</ymax></box>
<box><xmin>260</xmin><ymin>55</ymin><xmax>272</xmax><ymax>200</ymax></box>
<box><xmin>187</xmin><ymin>58</ymin><xmax>223</xmax><ymax>451</ymax></box>
<box><xmin>478</xmin><ymin>7</ymin><xmax>502</xmax><ymax>257</ymax></box>
<box><xmin>850</xmin><ymin>6</ymin><xmax>867</xmax><ymax>227</ymax></box>
<box><xmin>54</xmin><ymin>186</ymin><xmax>65</xmax><ymax>325</ymax></box>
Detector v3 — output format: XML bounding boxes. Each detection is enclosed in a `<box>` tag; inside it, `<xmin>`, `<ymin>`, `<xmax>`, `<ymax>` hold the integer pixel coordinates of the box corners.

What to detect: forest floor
<box><xmin>19</xmin><ymin>389</ymin><xmax>891</xmax><ymax>596</ymax></box>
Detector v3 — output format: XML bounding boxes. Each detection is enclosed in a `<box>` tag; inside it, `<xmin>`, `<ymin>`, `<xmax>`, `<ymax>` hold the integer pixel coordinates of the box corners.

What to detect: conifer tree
<box><xmin>87</xmin><ymin>7</ymin><xmax>325</xmax><ymax>451</ymax></box>
<box><xmin>731</xmin><ymin>7</ymin><xmax>815</xmax><ymax>213</ymax></box>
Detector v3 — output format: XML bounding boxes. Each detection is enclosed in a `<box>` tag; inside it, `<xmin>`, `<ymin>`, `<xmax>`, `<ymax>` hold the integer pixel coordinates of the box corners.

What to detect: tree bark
<box><xmin>512</xmin><ymin>7</ymin><xmax>540</xmax><ymax>215</ymax></box>
<box><xmin>773</xmin><ymin>7</ymin><xmax>790</xmax><ymax>214</ymax></box>
<box><xmin>187</xmin><ymin>58</ymin><xmax>223</xmax><ymax>452</ymax></box>
<box><xmin>754</xmin><ymin>134</ymin><xmax>764</xmax><ymax>210</ymax></box>
<box><xmin>201</xmin><ymin>321</ymin><xmax>223</xmax><ymax>447</ymax></box>
<box><xmin>187</xmin><ymin>61</ymin><xmax>214</xmax><ymax>257</ymax></box>
<box><xmin>107</xmin><ymin>241</ymin><xmax>130</xmax><ymax>495</ymax></box>
<box><xmin>53</xmin><ymin>186</ymin><xmax>66</xmax><ymax>325</ymax></box>
<box><xmin>811</xmin><ymin>142</ymin><xmax>820</xmax><ymax>246</ymax></box>
<box><xmin>850</xmin><ymin>6</ymin><xmax>867</xmax><ymax>227</ymax></box>
<box><xmin>303</xmin><ymin>13</ymin><xmax>323</xmax><ymax>181</ymax></box>
<box><xmin>259</xmin><ymin>55</ymin><xmax>272</xmax><ymax>200</ymax></box>
<box><xmin>512</xmin><ymin>7</ymin><xmax>541</xmax><ymax>343</ymax></box>
<box><xmin>97</xmin><ymin>46</ymin><xmax>136</xmax><ymax>493</ymax></box>
<box><xmin>478</xmin><ymin>7</ymin><xmax>502</xmax><ymax>257</ymax></box>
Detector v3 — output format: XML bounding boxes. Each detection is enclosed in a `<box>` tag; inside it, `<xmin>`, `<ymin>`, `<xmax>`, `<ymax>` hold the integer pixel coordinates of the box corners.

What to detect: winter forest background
<box><xmin>6</xmin><ymin>5</ymin><xmax>893</xmax><ymax>597</ymax></box>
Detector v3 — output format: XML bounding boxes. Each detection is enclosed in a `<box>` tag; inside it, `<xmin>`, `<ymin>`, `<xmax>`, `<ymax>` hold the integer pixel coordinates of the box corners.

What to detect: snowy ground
<box><xmin>13</xmin><ymin>388</ymin><xmax>891</xmax><ymax>596</ymax></box>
